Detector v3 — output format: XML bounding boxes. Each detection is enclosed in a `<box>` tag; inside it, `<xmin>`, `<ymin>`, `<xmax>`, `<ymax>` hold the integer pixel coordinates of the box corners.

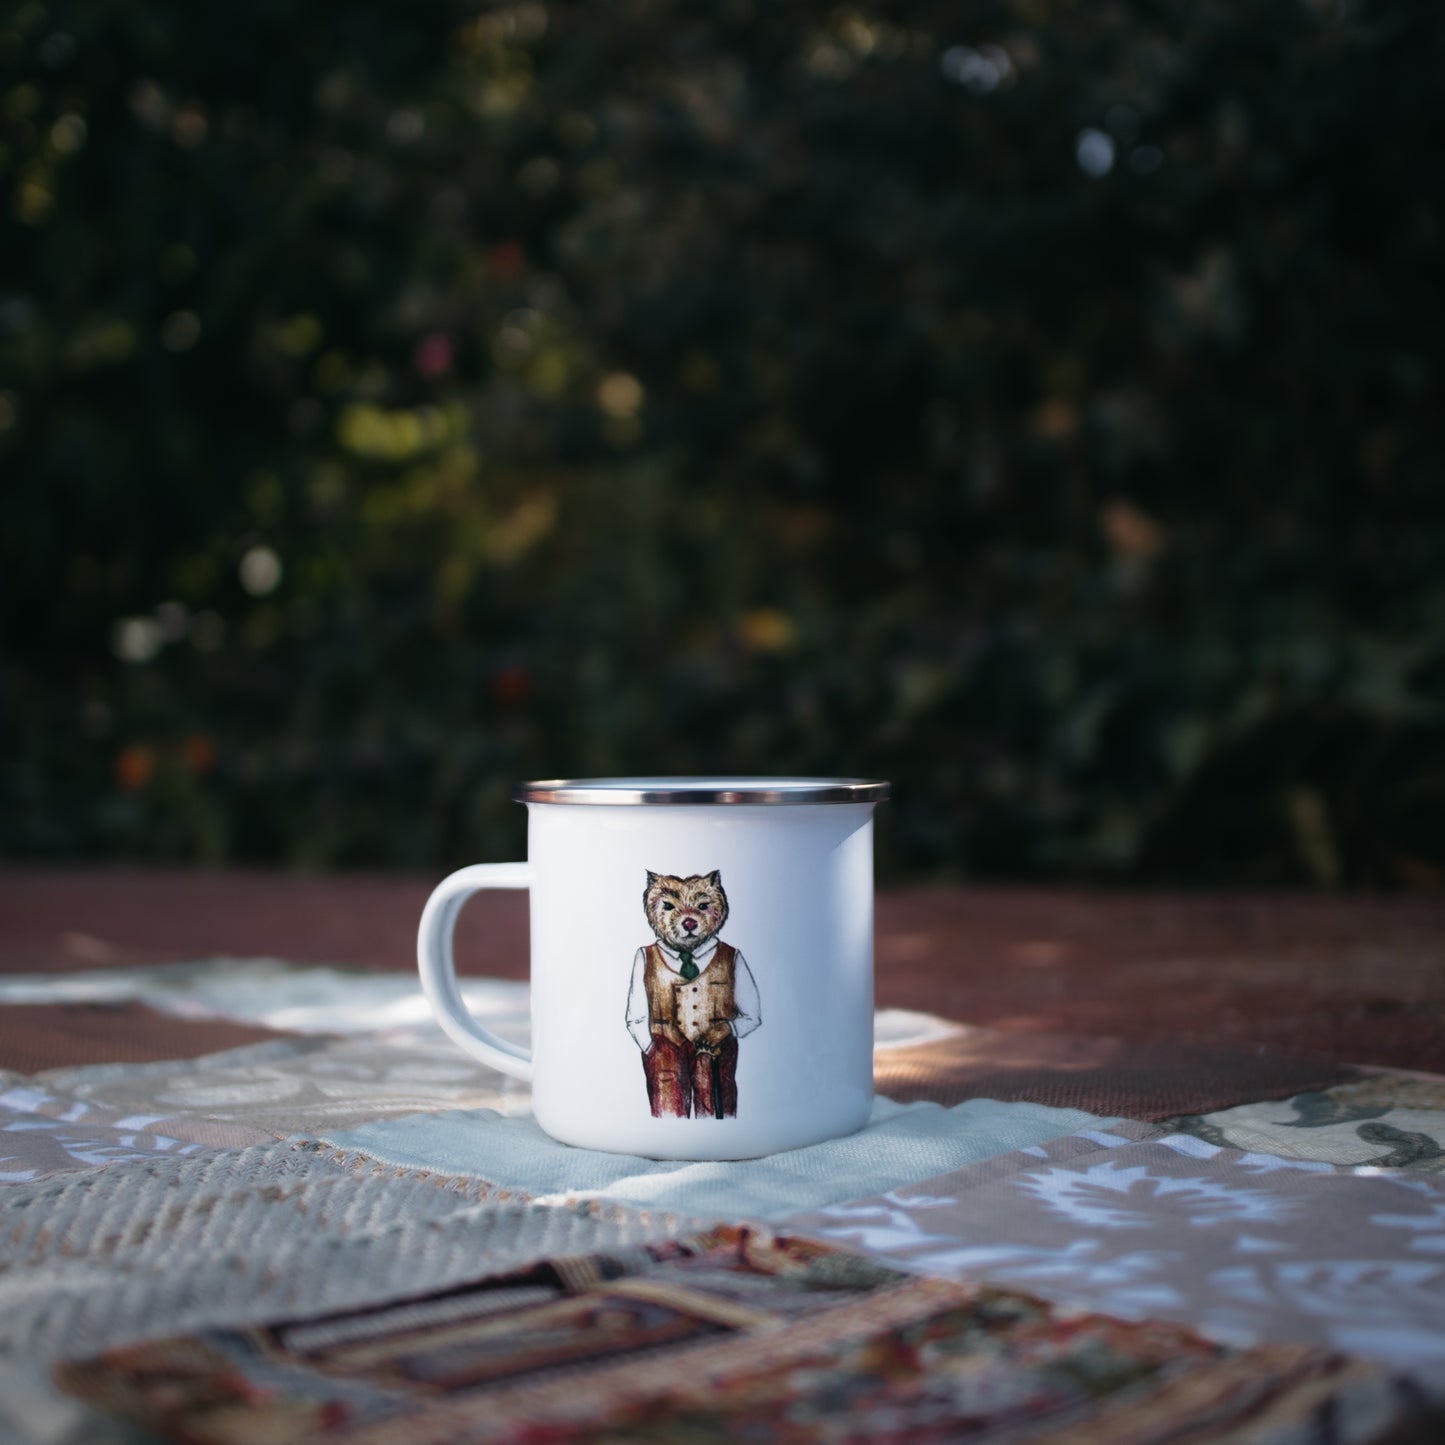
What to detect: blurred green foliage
<box><xmin>3</xmin><ymin>0</ymin><xmax>1443</xmax><ymax>884</ymax></box>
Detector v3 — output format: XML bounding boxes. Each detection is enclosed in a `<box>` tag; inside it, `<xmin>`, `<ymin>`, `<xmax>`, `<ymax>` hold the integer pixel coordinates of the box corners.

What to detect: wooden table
<box><xmin>2</xmin><ymin>868</ymin><xmax>1440</xmax><ymax>1071</ymax></box>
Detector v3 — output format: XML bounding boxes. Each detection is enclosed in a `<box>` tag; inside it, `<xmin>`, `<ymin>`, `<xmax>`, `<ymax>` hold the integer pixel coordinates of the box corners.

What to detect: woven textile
<box><xmin>57</xmin><ymin>1226</ymin><xmax>1439</xmax><ymax>1445</ymax></box>
<box><xmin>0</xmin><ymin>1141</ymin><xmax>698</xmax><ymax>1364</ymax></box>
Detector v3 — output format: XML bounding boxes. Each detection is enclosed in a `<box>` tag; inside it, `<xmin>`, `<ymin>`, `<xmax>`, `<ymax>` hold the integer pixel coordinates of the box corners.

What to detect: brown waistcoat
<box><xmin>642</xmin><ymin>941</ymin><xmax>737</xmax><ymax>1028</ymax></box>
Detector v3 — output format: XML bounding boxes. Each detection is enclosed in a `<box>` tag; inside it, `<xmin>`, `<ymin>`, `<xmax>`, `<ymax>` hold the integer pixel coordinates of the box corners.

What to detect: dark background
<box><xmin>3</xmin><ymin>0</ymin><xmax>1443</xmax><ymax>885</ymax></box>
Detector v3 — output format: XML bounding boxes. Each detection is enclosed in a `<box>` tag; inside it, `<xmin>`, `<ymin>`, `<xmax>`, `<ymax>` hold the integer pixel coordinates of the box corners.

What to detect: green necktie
<box><xmin>677</xmin><ymin>948</ymin><xmax>699</xmax><ymax>981</ymax></box>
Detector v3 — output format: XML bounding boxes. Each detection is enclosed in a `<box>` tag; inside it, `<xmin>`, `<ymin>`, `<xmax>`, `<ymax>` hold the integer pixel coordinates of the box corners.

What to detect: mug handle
<box><xmin>417</xmin><ymin>863</ymin><xmax>534</xmax><ymax>1082</ymax></box>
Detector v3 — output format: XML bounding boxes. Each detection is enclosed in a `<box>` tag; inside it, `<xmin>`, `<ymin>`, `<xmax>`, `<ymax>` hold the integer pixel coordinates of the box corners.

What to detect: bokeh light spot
<box><xmin>115</xmin><ymin>744</ymin><xmax>156</xmax><ymax>791</ymax></box>
<box><xmin>50</xmin><ymin>112</ymin><xmax>86</xmax><ymax>153</ymax></box>
<box><xmin>111</xmin><ymin>617</ymin><xmax>163</xmax><ymax>664</ymax></box>
<box><xmin>1100</xmin><ymin>498</ymin><xmax>1166</xmax><ymax>561</ymax></box>
<box><xmin>239</xmin><ymin>546</ymin><xmax>283</xmax><ymax>596</ymax></box>
<box><xmin>17</xmin><ymin>180</ymin><xmax>54</xmax><ymax>226</ymax></box>
<box><xmin>486</xmin><ymin>241</ymin><xmax>525</xmax><ymax>278</ymax></box>
<box><xmin>414</xmin><ymin>332</ymin><xmax>453</xmax><ymax>377</ymax></box>
<box><xmin>492</xmin><ymin>665</ymin><xmax>532</xmax><ymax>705</ymax></box>
<box><xmin>597</xmin><ymin>371</ymin><xmax>644</xmax><ymax>419</ymax></box>
<box><xmin>737</xmin><ymin>608</ymin><xmax>799</xmax><ymax>654</ymax></box>
<box><xmin>172</xmin><ymin>105</ymin><xmax>208</xmax><ymax>147</ymax></box>
<box><xmin>1075</xmin><ymin>128</ymin><xmax>1116</xmax><ymax>178</ymax></box>
<box><xmin>940</xmin><ymin>44</ymin><xmax>1011</xmax><ymax>93</ymax></box>
<box><xmin>129</xmin><ymin>78</ymin><xmax>169</xmax><ymax>129</ymax></box>
<box><xmin>182</xmin><ymin>733</ymin><xmax>217</xmax><ymax>775</ymax></box>
<box><xmin>273</xmin><ymin>312</ymin><xmax>322</xmax><ymax>357</ymax></box>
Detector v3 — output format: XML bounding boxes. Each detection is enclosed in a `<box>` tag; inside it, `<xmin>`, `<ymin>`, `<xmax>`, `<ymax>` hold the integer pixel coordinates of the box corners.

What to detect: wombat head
<box><xmin>644</xmin><ymin>870</ymin><xmax>729</xmax><ymax>951</ymax></box>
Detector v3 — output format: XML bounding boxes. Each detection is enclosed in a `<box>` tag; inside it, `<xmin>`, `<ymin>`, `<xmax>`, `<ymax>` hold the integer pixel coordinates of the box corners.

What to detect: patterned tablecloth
<box><xmin>1</xmin><ymin>953</ymin><xmax>1443</xmax><ymax>1444</ymax></box>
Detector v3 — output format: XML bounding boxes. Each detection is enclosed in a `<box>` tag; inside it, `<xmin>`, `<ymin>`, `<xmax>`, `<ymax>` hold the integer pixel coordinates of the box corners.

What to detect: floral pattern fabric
<box><xmin>788</xmin><ymin>1122</ymin><xmax>1445</xmax><ymax>1371</ymax></box>
<box><xmin>1165</xmin><ymin>1075</ymin><xmax>1445</xmax><ymax>1171</ymax></box>
<box><xmin>0</xmin><ymin>1081</ymin><xmax>270</xmax><ymax>1184</ymax></box>
<box><xmin>39</xmin><ymin>1035</ymin><xmax>533</xmax><ymax>1136</ymax></box>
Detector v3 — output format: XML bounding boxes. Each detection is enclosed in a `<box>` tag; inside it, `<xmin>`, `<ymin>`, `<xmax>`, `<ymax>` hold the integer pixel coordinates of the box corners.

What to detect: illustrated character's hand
<box><xmin>700</xmin><ymin>1022</ymin><xmax>733</xmax><ymax>1050</ymax></box>
<box><xmin>652</xmin><ymin>1023</ymin><xmax>686</xmax><ymax>1048</ymax></box>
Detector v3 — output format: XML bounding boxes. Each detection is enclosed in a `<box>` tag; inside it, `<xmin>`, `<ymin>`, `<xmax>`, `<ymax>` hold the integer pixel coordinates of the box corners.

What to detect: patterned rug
<box><xmin>1</xmin><ymin>959</ymin><xmax>1442</xmax><ymax>1444</ymax></box>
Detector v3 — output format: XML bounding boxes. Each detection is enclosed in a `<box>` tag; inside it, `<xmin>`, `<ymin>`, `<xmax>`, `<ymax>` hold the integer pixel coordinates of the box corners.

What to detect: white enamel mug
<box><xmin>418</xmin><ymin>776</ymin><xmax>889</xmax><ymax>1160</ymax></box>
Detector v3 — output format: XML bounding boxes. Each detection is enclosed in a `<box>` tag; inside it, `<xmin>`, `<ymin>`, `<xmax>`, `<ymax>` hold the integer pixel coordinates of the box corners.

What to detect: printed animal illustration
<box><xmin>624</xmin><ymin>870</ymin><xmax>761</xmax><ymax>1118</ymax></box>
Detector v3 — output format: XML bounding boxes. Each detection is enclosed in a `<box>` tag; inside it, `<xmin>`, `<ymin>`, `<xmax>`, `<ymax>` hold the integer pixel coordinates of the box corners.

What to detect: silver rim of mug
<box><xmin>512</xmin><ymin>777</ymin><xmax>891</xmax><ymax>806</ymax></box>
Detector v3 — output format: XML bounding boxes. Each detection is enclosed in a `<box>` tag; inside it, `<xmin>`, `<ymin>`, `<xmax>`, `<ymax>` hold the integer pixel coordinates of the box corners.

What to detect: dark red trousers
<box><xmin>643</xmin><ymin>1032</ymin><xmax>738</xmax><ymax>1118</ymax></box>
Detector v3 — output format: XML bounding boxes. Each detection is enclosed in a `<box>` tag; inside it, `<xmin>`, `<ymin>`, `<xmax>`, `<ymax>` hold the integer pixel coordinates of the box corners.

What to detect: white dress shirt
<box><xmin>625</xmin><ymin>937</ymin><xmax>762</xmax><ymax>1051</ymax></box>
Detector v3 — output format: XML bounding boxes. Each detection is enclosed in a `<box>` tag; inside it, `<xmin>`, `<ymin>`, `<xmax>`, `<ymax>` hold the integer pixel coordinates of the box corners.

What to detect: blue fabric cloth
<box><xmin>315</xmin><ymin>1096</ymin><xmax>1108</xmax><ymax>1221</ymax></box>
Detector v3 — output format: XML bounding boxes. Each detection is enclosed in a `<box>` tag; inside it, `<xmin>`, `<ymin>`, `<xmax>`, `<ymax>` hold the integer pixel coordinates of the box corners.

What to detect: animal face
<box><xmin>644</xmin><ymin>870</ymin><xmax>729</xmax><ymax>951</ymax></box>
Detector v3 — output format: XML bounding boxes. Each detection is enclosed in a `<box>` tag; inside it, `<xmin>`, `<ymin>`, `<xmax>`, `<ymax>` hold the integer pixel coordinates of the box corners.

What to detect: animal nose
<box><xmin>682</xmin><ymin>917</ymin><xmax>698</xmax><ymax>932</ymax></box>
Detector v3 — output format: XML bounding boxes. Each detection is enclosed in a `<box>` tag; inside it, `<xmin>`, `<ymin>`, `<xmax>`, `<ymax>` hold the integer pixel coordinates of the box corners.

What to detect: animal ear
<box><xmin>646</xmin><ymin>870</ymin><xmax>660</xmax><ymax>886</ymax></box>
<box><xmin>707</xmin><ymin>870</ymin><xmax>722</xmax><ymax>887</ymax></box>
